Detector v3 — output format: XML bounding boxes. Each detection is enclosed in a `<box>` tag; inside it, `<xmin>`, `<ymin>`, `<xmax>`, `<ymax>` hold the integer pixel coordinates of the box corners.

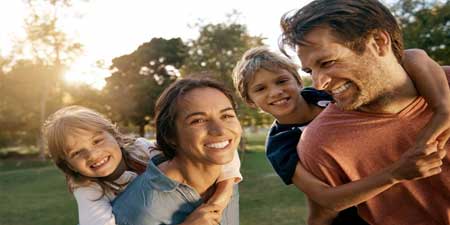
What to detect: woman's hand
<box><xmin>415</xmin><ymin>108</ymin><xmax>450</xmax><ymax>150</ymax></box>
<box><xmin>180</xmin><ymin>204</ymin><xmax>221</xmax><ymax>225</ymax></box>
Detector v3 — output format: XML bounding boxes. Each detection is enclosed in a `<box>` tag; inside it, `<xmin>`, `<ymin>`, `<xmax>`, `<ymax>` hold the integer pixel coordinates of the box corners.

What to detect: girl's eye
<box><xmin>253</xmin><ymin>87</ymin><xmax>265</xmax><ymax>93</ymax></box>
<box><xmin>321</xmin><ymin>60</ymin><xmax>335</xmax><ymax>68</ymax></box>
<box><xmin>70</xmin><ymin>150</ymin><xmax>82</xmax><ymax>158</ymax></box>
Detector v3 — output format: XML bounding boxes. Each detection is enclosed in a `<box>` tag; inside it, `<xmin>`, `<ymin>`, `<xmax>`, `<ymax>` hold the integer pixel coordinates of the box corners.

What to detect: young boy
<box><xmin>232</xmin><ymin>46</ymin><xmax>450</xmax><ymax>224</ymax></box>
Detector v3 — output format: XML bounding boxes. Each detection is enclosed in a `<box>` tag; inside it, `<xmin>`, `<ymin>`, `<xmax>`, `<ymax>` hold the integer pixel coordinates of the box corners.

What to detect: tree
<box><xmin>392</xmin><ymin>0</ymin><xmax>450</xmax><ymax>64</ymax></box>
<box><xmin>104</xmin><ymin>38</ymin><xmax>188</xmax><ymax>136</ymax></box>
<box><xmin>182</xmin><ymin>12</ymin><xmax>271</xmax><ymax>128</ymax></box>
<box><xmin>6</xmin><ymin>0</ymin><xmax>83</xmax><ymax>157</ymax></box>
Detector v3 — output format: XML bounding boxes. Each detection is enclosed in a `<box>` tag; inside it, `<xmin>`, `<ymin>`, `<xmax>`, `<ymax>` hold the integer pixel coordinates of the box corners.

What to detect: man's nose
<box><xmin>312</xmin><ymin>70</ymin><xmax>331</xmax><ymax>90</ymax></box>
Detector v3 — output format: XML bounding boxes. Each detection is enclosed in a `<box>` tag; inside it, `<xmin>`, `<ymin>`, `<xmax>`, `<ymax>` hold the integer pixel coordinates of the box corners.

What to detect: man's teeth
<box><xmin>92</xmin><ymin>157</ymin><xmax>108</xmax><ymax>168</ymax></box>
<box><xmin>272</xmin><ymin>98</ymin><xmax>288</xmax><ymax>105</ymax></box>
<box><xmin>206</xmin><ymin>140</ymin><xmax>230</xmax><ymax>149</ymax></box>
<box><xmin>332</xmin><ymin>83</ymin><xmax>352</xmax><ymax>94</ymax></box>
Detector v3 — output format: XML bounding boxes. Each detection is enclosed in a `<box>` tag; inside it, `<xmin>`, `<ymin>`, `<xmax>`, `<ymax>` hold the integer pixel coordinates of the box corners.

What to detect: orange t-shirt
<box><xmin>298</xmin><ymin>79</ymin><xmax>450</xmax><ymax>225</ymax></box>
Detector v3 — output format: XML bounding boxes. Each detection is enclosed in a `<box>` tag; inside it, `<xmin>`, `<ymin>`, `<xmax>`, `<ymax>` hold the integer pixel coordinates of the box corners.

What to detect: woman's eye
<box><xmin>222</xmin><ymin>114</ymin><xmax>236</xmax><ymax>119</ymax></box>
<box><xmin>190</xmin><ymin>119</ymin><xmax>206</xmax><ymax>125</ymax></box>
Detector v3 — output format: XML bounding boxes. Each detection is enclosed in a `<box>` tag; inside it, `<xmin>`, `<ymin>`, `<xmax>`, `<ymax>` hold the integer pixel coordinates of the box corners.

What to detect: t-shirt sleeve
<box><xmin>298</xmin><ymin>135</ymin><xmax>346</xmax><ymax>187</ymax></box>
<box><xmin>73</xmin><ymin>185</ymin><xmax>116</xmax><ymax>225</ymax></box>
<box><xmin>266</xmin><ymin>126</ymin><xmax>301</xmax><ymax>185</ymax></box>
<box><xmin>217</xmin><ymin>150</ymin><xmax>242</xmax><ymax>183</ymax></box>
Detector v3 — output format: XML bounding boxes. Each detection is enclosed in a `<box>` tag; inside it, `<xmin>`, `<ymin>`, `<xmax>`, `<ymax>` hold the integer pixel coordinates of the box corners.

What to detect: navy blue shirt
<box><xmin>265</xmin><ymin>87</ymin><xmax>332</xmax><ymax>185</ymax></box>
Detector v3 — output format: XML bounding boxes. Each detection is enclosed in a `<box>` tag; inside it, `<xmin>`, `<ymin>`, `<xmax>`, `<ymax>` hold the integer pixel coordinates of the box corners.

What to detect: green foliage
<box><xmin>392</xmin><ymin>0</ymin><xmax>450</xmax><ymax>64</ymax></box>
<box><xmin>103</xmin><ymin>38</ymin><xmax>188</xmax><ymax>135</ymax></box>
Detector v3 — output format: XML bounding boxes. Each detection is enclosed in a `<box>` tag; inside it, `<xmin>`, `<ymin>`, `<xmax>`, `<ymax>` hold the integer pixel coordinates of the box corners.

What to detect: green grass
<box><xmin>0</xmin><ymin>132</ymin><xmax>308</xmax><ymax>225</ymax></box>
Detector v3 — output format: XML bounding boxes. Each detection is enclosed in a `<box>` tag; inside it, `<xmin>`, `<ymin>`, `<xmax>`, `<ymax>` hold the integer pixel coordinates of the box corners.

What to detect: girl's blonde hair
<box><xmin>232</xmin><ymin>46</ymin><xmax>303</xmax><ymax>105</ymax></box>
<box><xmin>42</xmin><ymin>105</ymin><xmax>148</xmax><ymax>195</ymax></box>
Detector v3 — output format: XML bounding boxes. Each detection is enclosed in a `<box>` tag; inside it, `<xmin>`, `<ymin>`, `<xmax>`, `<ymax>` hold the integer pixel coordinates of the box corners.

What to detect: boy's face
<box><xmin>247</xmin><ymin>69</ymin><xmax>303</xmax><ymax>120</ymax></box>
<box><xmin>64</xmin><ymin>129</ymin><xmax>122</xmax><ymax>178</ymax></box>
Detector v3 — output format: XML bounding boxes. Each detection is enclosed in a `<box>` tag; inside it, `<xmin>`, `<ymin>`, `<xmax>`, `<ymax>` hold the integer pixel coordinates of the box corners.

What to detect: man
<box><xmin>280</xmin><ymin>0</ymin><xmax>450</xmax><ymax>224</ymax></box>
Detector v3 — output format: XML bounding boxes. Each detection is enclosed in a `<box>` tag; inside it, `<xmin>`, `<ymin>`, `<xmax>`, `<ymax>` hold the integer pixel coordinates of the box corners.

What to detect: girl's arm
<box><xmin>403</xmin><ymin>49</ymin><xmax>450</xmax><ymax>149</ymax></box>
<box><xmin>294</xmin><ymin>143</ymin><xmax>445</xmax><ymax>212</ymax></box>
<box><xmin>206</xmin><ymin>150</ymin><xmax>241</xmax><ymax>212</ymax></box>
<box><xmin>73</xmin><ymin>185</ymin><xmax>116</xmax><ymax>225</ymax></box>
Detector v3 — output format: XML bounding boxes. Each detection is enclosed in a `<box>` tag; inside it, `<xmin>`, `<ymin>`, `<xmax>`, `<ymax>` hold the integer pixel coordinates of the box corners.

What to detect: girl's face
<box><xmin>174</xmin><ymin>87</ymin><xmax>242</xmax><ymax>166</ymax></box>
<box><xmin>64</xmin><ymin>129</ymin><xmax>122</xmax><ymax>178</ymax></box>
<box><xmin>247</xmin><ymin>69</ymin><xmax>303</xmax><ymax>120</ymax></box>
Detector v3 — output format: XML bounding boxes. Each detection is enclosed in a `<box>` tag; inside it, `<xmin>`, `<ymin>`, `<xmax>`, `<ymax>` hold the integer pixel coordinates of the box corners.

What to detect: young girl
<box><xmin>42</xmin><ymin>105</ymin><xmax>241</xmax><ymax>225</ymax></box>
<box><xmin>232</xmin><ymin>46</ymin><xmax>450</xmax><ymax>224</ymax></box>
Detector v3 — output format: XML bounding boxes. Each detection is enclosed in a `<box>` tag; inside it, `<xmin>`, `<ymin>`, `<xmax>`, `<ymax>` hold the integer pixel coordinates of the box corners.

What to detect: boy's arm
<box><xmin>403</xmin><ymin>49</ymin><xmax>450</xmax><ymax>149</ymax></box>
<box><xmin>294</xmin><ymin>143</ymin><xmax>445</xmax><ymax>212</ymax></box>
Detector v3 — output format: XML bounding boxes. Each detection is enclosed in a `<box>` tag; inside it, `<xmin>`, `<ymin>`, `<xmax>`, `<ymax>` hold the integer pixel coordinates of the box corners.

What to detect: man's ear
<box><xmin>371</xmin><ymin>29</ymin><xmax>391</xmax><ymax>57</ymax></box>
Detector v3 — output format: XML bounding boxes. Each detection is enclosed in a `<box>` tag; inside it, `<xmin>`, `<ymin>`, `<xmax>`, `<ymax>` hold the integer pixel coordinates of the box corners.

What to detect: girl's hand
<box><xmin>181</xmin><ymin>204</ymin><xmax>221</xmax><ymax>225</ymax></box>
<box><xmin>389</xmin><ymin>143</ymin><xmax>446</xmax><ymax>183</ymax></box>
<box><xmin>415</xmin><ymin>108</ymin><xmax>450</xmax><ymax>150</ymax></box>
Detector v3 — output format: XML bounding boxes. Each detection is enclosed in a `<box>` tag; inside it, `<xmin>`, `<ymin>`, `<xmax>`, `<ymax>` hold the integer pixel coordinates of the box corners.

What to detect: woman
<box><xmin>112</xmin><ymin>77</ymin><xmax>242</xmax><ymax>225</ymax></box>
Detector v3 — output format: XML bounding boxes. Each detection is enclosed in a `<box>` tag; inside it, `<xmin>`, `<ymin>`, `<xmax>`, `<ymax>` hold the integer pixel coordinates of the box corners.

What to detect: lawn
<box><xmin>0</xmin><ymin>132</ymin><xmax>308</xmax><ymax>225</ymax></box>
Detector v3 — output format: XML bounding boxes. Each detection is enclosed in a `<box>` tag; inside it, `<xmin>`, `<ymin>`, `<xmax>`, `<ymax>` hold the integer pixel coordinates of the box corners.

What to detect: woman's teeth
<box><xmin>206</xmin><ymin>140</ymin><xmax>230</xmax><ymax>149</ymax></box>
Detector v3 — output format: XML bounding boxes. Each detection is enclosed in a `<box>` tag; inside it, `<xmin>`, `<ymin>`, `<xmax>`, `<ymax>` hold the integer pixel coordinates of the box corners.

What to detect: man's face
<box><xmin>297</xmin><ymin>27</ymin><xmax>393</xmax><ymax>111</ymax></box>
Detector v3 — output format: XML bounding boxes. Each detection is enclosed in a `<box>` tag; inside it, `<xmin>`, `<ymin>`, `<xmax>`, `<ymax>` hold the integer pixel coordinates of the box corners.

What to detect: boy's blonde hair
<box><xmin>232</xmin><ymin>46</ymin><xmax>303</xmax><ymax>105</ymax></box>
<box><xmin>42</xmin><ymin>105</ymin><xmax>147</xmax><ymax>194</ymax></box>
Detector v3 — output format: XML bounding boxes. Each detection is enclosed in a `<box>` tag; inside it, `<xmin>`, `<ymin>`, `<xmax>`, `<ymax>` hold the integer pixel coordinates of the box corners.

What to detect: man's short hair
<box><xmin>279</xmin><ymin>0</ymin><xmax>404</xmax><ymax>62</ymax></box>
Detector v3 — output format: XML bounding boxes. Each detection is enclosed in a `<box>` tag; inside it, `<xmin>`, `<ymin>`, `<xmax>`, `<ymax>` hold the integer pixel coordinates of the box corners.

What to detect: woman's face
<box><xmin>174</xmin><ymin>87</ymin><xmax>242</xmax><ymax>165</ymax></box>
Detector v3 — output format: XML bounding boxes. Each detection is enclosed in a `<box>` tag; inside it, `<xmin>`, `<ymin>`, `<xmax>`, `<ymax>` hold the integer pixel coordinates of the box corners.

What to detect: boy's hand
<box><xmin>389</xmin><ymin>143</ymin><xmax>446</xmax><ymax>183</ymax></box>
<box><xmin>181</xmin><ymin>204</ymin><xmax>221</xmax><ymax>225</ymax></box>
<box><xmin>416</xmin><ymin>108</ymin><xmax>450</xmax><ymax>150</ymax></box>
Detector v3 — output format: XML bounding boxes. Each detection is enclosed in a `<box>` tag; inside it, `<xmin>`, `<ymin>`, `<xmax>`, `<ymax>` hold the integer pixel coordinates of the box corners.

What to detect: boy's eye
<box><xmin>277</xmin><ymin>79</ymin><xmax>289</xmax><ymax>84</ymax></box>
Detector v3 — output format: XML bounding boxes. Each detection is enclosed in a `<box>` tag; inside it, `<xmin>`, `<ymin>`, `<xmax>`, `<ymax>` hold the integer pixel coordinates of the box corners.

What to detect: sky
<box><xmin>0</xmin><ymin>0</ymin><xmax>394</xmax><ymax>89</ymax></box>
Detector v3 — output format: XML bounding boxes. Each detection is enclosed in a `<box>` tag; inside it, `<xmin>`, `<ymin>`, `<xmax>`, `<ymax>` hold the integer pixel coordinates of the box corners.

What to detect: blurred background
<box><xmin>0</xmin><ymin>0</ymin><xmax>448</xmax><ymax>224</ymax></box>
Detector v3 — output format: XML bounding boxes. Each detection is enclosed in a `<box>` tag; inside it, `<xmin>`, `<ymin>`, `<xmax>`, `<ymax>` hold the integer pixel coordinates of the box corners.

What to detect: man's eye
<box><xmin>321</xmin><ymin>60</ymin><xmax>335</xmax><ymax>67</ymax></box>
<box><xmin>93</xmin><ymin>139</ymin><xmax>104</xmax><ymax>145</ymax></box>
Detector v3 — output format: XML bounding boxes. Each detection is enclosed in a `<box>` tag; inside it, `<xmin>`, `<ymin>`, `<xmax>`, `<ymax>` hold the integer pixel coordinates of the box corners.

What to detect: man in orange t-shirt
<box><xmin>279</xmin><ymin>0</ymin><xmax>450</xmax><ymax>224</ymax></box>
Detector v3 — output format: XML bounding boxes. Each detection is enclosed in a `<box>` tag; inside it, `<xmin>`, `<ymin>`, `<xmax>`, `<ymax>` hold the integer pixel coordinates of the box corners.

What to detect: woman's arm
<box><xmin>293</xmin><ymin>143</ymin><xmax>446</xmax><ymax>212</ymax></box>
<box><xmin>73</xmin><ymin>185</ymin><xmax>116</xmax><ymax>225</ymax></box>
<box><xmin>403</xmin><ymin>49</ymin><xmax>450</xmax><ymax>149</ymax></box>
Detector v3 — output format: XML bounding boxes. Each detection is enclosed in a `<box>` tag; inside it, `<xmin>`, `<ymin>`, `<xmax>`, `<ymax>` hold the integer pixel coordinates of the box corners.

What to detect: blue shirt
<box><xmin>265</xmin><ymin>87</ymin><xmax>332</xmax><ymax>185</ymax></box>
<box><xmin>112</xmin><ymin>158</ymin><xmax>239</xmax><ymax>225</ymax></box>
